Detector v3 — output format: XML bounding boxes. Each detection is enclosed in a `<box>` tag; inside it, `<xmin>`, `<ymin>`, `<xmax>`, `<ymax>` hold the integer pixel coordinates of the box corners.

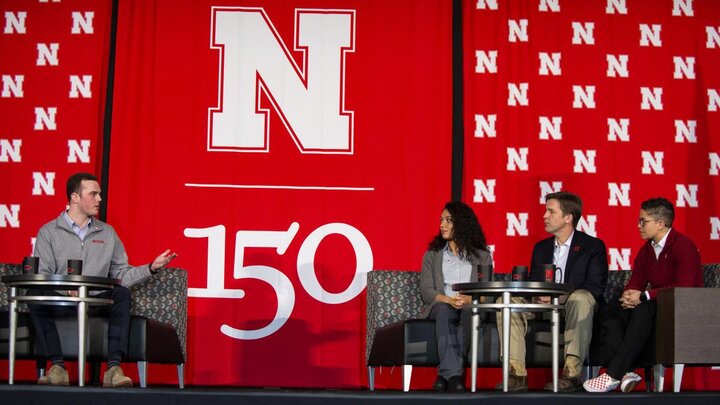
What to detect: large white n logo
<box><xmin>209</xmin><ymin>8</ymin><xmax>355</xmax><ymax>154</ymax></box>
<box><xmin>609</xmin><ymin>248</ymin><xmax>631</xmax><ymax>271</ymax></box>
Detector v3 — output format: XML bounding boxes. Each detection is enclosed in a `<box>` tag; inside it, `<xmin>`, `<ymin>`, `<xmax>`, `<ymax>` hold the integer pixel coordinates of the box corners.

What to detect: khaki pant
<box><xmin>496</xmin><ymin>289</ymin><xmax>597</xmax><ymax>376</ymax></box>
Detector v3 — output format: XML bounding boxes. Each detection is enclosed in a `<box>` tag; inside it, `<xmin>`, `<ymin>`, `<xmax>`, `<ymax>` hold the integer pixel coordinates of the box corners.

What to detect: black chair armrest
<box><xmin>127</xmin><ymin>316</ymin><xmax>184</xmax><ymax>363</ymax></box>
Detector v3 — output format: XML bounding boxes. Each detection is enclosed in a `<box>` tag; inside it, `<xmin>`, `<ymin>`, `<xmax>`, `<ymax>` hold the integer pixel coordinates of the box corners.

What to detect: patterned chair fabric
<box><xmin>365</xmin><ymin>270</ymin><xmax>423</xmax><ymax>363</ymax></box>
<box><xmin>703</xmin><ymin>263</ymin><xmax>720</xmax><ymax>288</ymax></box>
<box><xmin>130</xmin><ymin>267</ymin><xmax>188</xmax><ymax>358</ymax></box>
<box><xmin>0</xmin><ymin>263</ymin><xmax>19</xmax><ymax>311</ymax></box>
<box><xmin>0</xmin><ymin>263</ymin><xmax>34</xmax><ymax>358</ymax></box>
<box><xmin>603</xmin><ymin>270</ymin><xmax>632</xmax><ymax>303</ymax></box>
<box><xmin>0</xmin><ymin>263</ymin><xmax>30</xmax><ymax>312</ymax></box>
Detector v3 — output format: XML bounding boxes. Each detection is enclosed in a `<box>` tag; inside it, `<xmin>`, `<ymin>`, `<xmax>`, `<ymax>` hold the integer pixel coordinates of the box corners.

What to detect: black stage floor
<box><xmin>1</xmin><ymin>385</ymin><xmax>719</xmax><ymax>405</ymax></box>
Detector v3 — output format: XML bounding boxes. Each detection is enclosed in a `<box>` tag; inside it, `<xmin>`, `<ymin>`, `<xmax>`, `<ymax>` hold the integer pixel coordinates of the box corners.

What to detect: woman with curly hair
<box><xmin>419</xmin><ymin>201</ymin><xmax>492</xmax><ymax>392</ymax></box>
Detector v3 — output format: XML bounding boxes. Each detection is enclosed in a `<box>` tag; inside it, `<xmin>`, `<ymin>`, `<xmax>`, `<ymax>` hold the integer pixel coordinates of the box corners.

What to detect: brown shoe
<box><xmin>544</xmin><ymin>375</ymin><xmax>583</xmax><ymax>392</ymax></box>
<box><xmin>37</xmin><ymin>364</ymin><xmax>69</xmax><ymax>386</ymax></box>
<box><xmin>495</xmin><ymin>374</ymin><xmax>528</xmax><ymax>392</ymax></box>
<box><xmin>103</xmin><ymin>365</ymin><xmax>133</xmax><ymax>387</ymax></box>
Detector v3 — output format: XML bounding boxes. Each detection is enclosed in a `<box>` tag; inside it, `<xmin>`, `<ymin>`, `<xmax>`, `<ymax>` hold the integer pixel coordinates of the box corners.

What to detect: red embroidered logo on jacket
<box><xmin>92</xmin><ymin>239</ymin><xmax>105</xmax><ymax>244</ymax></box>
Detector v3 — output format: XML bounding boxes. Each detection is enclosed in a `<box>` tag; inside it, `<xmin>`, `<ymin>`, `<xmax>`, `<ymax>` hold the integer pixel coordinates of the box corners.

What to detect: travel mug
<box><xmin>511</xmin><ymin>265</ymin><xmax>528</xmax><ymax>281</ymax></box>
<box><xmin>67</xmin><ymin>259</ymin><xmax>83</xmax><ymax>275</ymax></box>
<box><xmin>22</xmin><ymin>256</ymin><xmax>39</xmax><ymax>274</ymax></box>
<box><xmin>543</xmin><ymin>264</ymin><xmax>557</xmax><ymax>282</ymax></box>
<box><xmin>477</xmin><ymin>264</ymin><xmax>494</xmax><ymax>282</ymax></box>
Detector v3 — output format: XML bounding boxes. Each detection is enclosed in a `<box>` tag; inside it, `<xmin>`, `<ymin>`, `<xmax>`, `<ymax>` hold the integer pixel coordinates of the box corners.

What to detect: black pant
<box><xmin>28</xmin><ymin>286</ymin><xmax>131</xmax><ymax>363</ymax></box>
<box><xmin>600</xmin><ymin>300</ymin><xmax>656</xmax><ymax>379</ymax></box>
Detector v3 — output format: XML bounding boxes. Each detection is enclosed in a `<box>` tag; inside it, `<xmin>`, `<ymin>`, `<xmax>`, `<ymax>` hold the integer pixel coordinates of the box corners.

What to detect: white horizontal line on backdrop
<box><xmin>185</xmin><ymin>183</ymin><xmax>375</xmax><ymax>191</ymax></box>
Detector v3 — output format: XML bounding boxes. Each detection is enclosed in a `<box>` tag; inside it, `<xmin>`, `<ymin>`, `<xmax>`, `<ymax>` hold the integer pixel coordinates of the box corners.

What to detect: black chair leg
<box><xmin>35</xmin><ymin>359</ymin><xmax>46</xmax><ymax>380</ymax></box>
<box><xmin>89</xmin><ymin>362</ymin><xmax>102</xmax><ymax>386</ymax></box>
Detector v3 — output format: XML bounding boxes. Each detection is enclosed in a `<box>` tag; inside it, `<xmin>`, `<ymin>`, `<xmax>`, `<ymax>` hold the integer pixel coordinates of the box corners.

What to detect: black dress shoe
<box><xmin>432</xmin><ymin>376</ymin><xmax>448</xmax><ymax>391</ymax></box>
<box><xmin>447</xmin><ymin>375</ymin><xmax>466</xmax><ymax>393</ymax></box>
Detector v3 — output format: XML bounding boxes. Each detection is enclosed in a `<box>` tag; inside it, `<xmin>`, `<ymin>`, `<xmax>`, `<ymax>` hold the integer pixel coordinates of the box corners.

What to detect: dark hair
<box><xmin>545</xmin><ymin>191</ymin><xmax>583</xmax><ymax>228</ymax></box>
<box><xmin>66</xmin><ymin>172</ymin><xmax>98</xmax><ymax>202</ymax></box>
<box><xmin>641</xmin><ymin>197</ymin><xmax>674</xmax><ymax>227</ymax></box>
<box><xmin>428</xmin><ymin>201</ymin><xmax>489</xmax><ymax>259</ymax></box>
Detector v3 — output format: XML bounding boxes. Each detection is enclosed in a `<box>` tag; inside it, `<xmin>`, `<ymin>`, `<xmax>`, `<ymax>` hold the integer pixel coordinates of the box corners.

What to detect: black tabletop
<box><xmin>453</xmin><ymin>280</ymin><xmax>574</xmax><ymax>296</ymax></box>
<box><xmin>1</xmin><ymin>274</ymin><xmax>120</xmax><ymax>290</ymax></box>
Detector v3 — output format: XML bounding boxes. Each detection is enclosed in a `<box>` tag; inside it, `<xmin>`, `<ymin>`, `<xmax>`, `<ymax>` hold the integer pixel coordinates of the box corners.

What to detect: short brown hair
<box><xmin>545</xmin><ymin>191</ymin><xmax>583</xmax><ymax>228</ymax></box>
<box><xmin>641</xmin><ymin>197</ymin><xmax>674</xmax><ymax>227</ymax></box>
<box><xmin>66</xmin><ymin>172</ymin><xmax>98</xmax><ymax>202</ymax></box>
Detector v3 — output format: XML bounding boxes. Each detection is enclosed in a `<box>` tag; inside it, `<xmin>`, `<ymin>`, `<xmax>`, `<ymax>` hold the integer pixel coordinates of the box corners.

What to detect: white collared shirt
<box><xmin>553</xmin><ymin>231</ymin><xmax>575</xmax><ymax>283</ymax></box>
<box><xmin>442</xmin><ymin>243</ymin><xmax>473</xmax><ymax>296</ymax></box>
<box><xmin>651</xmin><ymin>228</ymin><xmax>671</xmax><ymax>259</ymax></box>
<box><xmin>62</xmin><ymin>211</ymin><xmax>92</xmax><ymax>242</ymax></box>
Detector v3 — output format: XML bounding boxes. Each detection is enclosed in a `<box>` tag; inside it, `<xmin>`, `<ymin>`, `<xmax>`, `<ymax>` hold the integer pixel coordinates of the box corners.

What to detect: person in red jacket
<box><xmin>583</xmin><ymin>197</ymin><xmax>703</xmax><ymax>393</ymax></box>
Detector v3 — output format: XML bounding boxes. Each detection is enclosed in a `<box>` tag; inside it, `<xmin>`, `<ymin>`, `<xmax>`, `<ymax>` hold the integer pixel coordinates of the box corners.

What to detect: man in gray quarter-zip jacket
<box><xmin>29</xmin><ymin>172</ymin><xmax>178</xmax><ymax>387</ymax></box>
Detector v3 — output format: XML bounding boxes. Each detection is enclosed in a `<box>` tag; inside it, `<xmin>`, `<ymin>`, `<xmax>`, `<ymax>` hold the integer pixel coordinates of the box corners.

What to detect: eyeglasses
<box><xmin>638</xmin><ymin>218</ymin><xmax>657</xmax><ymax>227</ymax></box>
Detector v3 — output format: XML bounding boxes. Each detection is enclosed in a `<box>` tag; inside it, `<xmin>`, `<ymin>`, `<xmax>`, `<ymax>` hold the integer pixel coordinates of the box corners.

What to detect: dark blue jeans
<box><xmin>28</xmin><ymin>286</ymin><xmax>131</xmax><ymax>364</ymax></box>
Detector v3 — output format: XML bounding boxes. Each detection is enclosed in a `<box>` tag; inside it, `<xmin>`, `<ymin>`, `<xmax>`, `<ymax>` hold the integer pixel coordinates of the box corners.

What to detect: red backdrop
<box><xmin>105</xmin><ymin>0</ymin><xmax>452</xmax><ymax>388</ymax></box>
<box><xmin>0</xmin><ymin>0</ymin><xmax>111</xmax><ymax>257</ymax></box>
<box><xmin>2</xmin><ymin>0</ymin><xmax>719</xmax><ymax>390</ymax></box>
<box><xmin>464</xmin><ymin>0</ymin><xmax>720</xmax><ymax>389</ymax></box>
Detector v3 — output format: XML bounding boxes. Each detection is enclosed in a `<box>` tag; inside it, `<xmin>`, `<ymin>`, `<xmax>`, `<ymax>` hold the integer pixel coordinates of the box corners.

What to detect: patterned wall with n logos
<box><xmin>1</xmin><ymin>0</ymin><xmax>718</xmax><ymax>390</ymax></box>
<box><xmin>465</xmin><ymin>0</ymin><xmax>720</xmax><ymax>275</ymax></box>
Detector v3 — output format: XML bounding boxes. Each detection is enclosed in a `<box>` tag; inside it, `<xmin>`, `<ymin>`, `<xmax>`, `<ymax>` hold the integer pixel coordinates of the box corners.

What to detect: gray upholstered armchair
<box><xmin>365</xmin><ymin>269</ymin><xmax>559</xmax><ymax>391</ymax></box>
<box><xmin>365</xmin><ymin>269</ymin><xmax>652</xmax><ymax>391</ymax></box>
<box><xmin>126</xmin><ymin>266</ymin><xmax>187</xmax><ymax>388</ymax></box>
<box><xmin>0</xmin><ymin>264</ymin><xmax>37</xmax><ymax>370</ymax></box>
<box><xmin>0</xmin><ymin>263</ymin><xmax>187</xmax><ymax>388</ymax></box>
<box><xmin>365</xmin><ymin>270</ymin><xmax>426</xmax><ymax>391</ymax></box>
<box><xmin>654</xmin><ymin>263</ymin><xmax>720</xmax><ymax>392</ymax></box>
